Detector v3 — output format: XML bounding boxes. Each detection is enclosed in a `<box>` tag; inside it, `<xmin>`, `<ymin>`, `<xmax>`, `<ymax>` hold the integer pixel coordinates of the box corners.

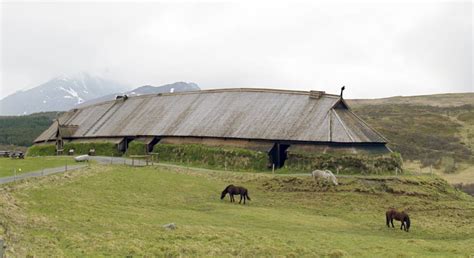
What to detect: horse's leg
<box><xmin>239</xmin><ymin>194</ymin><xmax>242</xmax><ymax>204</ymax></box>
<box><xmin>243</xmin><ymin>194</ymin><xmax>246</xmax><ymax>204</ymax></box>
<box><xmin>391</xmin><ymin>218</ymin><xmax>394</xmax><ymax>228</ymax></box>
<box><xmin>230</xmin><ymin>194</ymin><xmax>234</xmax><ymax>202</ymax></box>
<box><xmin>386</xmin><ymin>215</ymin><xmax>390</xmax><ymax>228</ymax></box>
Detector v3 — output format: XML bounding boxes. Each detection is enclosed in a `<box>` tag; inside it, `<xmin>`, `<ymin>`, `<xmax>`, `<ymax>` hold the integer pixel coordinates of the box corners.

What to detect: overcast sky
<box><xmin>1</xmin><ymin>1</ymin><xmax>472</xmax><ymax>99</ymax></box>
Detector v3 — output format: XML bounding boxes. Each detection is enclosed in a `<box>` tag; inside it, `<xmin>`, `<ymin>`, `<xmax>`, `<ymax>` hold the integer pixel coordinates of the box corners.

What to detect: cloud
<box><xmin>1</xmin><ymin>1</ymin><xmax>472</xmax><ymax>99</ymax></box>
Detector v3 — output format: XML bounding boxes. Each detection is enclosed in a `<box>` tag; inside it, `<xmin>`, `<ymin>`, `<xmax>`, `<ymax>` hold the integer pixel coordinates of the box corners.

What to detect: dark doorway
<box><xmin>147</xmin><ymin>137</ymin><xmax>161</xmax><ymax>153</ymax></box>
<box><xmin>269</xmin><ymin>143</ymin><xmax>290</xmax><ymax>168</ymax></box>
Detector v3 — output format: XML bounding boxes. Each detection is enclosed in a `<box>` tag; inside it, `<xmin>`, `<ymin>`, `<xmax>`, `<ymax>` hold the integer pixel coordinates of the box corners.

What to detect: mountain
<box><xmin>77</xmin><ymin>82</ymin><xmax>200</xmax><ymax>107</ymax></box>
<box><xmin>0</xmin><ymin>73</ymin><xmax>129</xmax><ymax>115</ymax></box>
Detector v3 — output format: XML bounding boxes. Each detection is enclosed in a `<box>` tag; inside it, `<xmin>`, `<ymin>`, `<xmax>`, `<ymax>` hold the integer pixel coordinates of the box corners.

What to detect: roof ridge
<box><xmin>73</xmin><ymin>88</ymin><xmax>340</xmax><ymax>110</ymax></box>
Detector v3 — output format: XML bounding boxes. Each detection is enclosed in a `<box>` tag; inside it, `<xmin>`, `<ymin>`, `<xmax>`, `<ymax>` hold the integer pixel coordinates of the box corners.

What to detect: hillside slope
<box><xmin>0</xmin><ymin>112</ymin><xmax>59</xmax><ymax>146</ymax></box>
<box><xmin>0</xmin><ymin>165</ymin><xmax>472</xmax><ymax>256</ymax></box>
<box><xmin>350</xmin><ymin>92</ymin><xmax>474</xmax><ymax>107</ymax></box>
<box><xmin>349</xmin><ymin>93</ymin><xmax>474</xmax><ymax>170</ymax></box>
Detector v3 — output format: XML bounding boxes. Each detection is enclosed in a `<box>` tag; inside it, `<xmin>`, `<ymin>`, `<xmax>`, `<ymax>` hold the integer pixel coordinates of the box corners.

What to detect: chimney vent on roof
<box><xmin>309</xmin><ymin>90</ymin><xmax>325</xmax><ymax>99</ymax></box>
<box><xmin>115</xmin><ymin>95</ymin><xmax>128</xmax><ymax>101</ymax></box>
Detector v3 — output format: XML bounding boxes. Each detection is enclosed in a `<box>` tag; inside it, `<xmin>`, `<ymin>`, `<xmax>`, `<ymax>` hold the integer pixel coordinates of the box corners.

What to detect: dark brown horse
<box><xmin>221</xmin><ymin>185</ymin><xmax>251</xmax><ymax>204</ymax></box>
<box><xmin>386</xmin><ymin>209</ymin><xmax>411</xmax><ymax>232</ymax></box>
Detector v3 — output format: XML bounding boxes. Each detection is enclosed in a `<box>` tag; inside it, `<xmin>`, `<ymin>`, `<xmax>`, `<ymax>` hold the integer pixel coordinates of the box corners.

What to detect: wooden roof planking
<box><xmin>34</xmin><ymin>88</ymin><xmax>387</xmax><ymax>144</ymax></box>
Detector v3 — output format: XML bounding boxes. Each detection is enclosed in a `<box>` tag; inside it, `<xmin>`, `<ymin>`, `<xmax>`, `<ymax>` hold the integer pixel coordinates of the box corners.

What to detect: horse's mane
<box><xmin>224</xmin><ymin>184</ymin><xmax>234</xmax><ymax>191</ymax></box>
<box><xmin>324</xmin><ymin>170</ymin><xmax>335</xmax><ymax>176</ymax></box>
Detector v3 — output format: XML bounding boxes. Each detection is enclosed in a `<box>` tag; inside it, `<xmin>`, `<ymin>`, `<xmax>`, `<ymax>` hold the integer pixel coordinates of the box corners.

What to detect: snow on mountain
<box><xmin>0</xmin><ymin>73</ymin><xmax>130</xmax><ymax>115</ymax></box>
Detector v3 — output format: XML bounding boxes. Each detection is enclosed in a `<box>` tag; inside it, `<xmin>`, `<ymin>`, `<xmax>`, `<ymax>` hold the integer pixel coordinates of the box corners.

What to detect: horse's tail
<box><xmin>405</xmin><ymin>215</ymin><xmax>411</xmax><ymax>231</ymax></box>
<box><xmin>245</xmin><ymin>190</ymin><xmax>251</xmax><ymax>201</ymax></box>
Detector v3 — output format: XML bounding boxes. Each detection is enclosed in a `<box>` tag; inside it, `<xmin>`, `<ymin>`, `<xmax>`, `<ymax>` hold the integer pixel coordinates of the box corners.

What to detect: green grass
<box><xmin>0</xmin><ymin>164</ymin><xmax>472</xmax><ymax>256</ymax></box>
<box><xmin>0</xmin><ymin>156</ymin><xmax>74</xmax><ymax>178</ymax></box>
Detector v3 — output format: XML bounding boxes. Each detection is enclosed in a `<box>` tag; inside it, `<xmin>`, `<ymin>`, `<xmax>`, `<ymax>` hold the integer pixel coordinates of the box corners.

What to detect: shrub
<box><xmin>27</xmin><ymin>144</ymin><xmax>56</xmax><ymax>156</ymax></box>
<box><xmin>441</xmin><ymin>156</ymin><xmax>457</xmax><ymax>174</ymax></box>
<box><xmin>125</xmin><ymin>141</ymin><xmax>147</xmax><ymax>156</ymax></box>
<box><xmin>152</xmin><ymin>143</ymin><xmax>269</xmax><ymax>171</ymax></box>
<box><xmin>63</xmin><ymin>142</ymin><xmax>121</xmax><ymax>156</ymax></box>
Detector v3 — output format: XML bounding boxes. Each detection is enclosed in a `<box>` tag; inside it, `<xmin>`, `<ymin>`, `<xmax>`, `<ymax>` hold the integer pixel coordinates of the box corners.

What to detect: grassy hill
<box><xmin>350</xmin><ymin>92</ymin><xmax>474</xmax><ymax>107</ymax></box>
<box><xmin>0</xmin><ymin>164</ymin><xmax>472</xmax><ymax>256</ymax></box>
<box><xmin>349</xmin><ymin>93</ymin><xmax>474</xmax><ymax>173</ymax></box>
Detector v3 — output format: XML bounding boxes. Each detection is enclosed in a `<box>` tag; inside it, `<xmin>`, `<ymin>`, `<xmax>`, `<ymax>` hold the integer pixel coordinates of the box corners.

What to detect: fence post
<box><xmin>272</xmin><ymin>164</ymin><xmax>275</xmax><ymax>174</ymax></box>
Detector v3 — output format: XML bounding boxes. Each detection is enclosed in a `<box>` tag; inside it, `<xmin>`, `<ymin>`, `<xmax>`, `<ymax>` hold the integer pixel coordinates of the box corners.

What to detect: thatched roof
<box><xmin>34</xmin><ymin>88</ymin><xmax>386</xmax><ymax>144</ymax></box>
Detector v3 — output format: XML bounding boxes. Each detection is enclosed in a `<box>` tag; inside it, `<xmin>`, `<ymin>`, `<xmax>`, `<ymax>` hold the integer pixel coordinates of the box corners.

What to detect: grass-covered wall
<box><xmin>125</xmin><ymin>141</ymin><xmax>148</xmax><ymax>156</ymax></box>
<box><xmin>283</xmin><ymin>151</ymin><xmax>403</xmax><ymax>175</ymax></box>
<box><xmin>26</xmin><ymin>144</ymin><xmax>57</xmax><ymax>156</ymax></box>
<box><xmin>152</xmin><ymin>143</ymin><xmax>269</xmax><ymax>171</ymax></box>
<box><xmin>63</xmin><ymin>142</ymin><xmax>121</xmax><ymax>156</ymax></box>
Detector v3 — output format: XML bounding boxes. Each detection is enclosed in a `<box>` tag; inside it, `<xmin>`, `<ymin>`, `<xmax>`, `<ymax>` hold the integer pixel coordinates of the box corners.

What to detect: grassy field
<box><xmin>0</xmin><ymin>164</ymin><xmax>472</xmax><ymax>256</ymax></box>
<box><xmin>0</xmin><ymin>156</ymin><xmax>73</xmax><ymax>178</ymax></box>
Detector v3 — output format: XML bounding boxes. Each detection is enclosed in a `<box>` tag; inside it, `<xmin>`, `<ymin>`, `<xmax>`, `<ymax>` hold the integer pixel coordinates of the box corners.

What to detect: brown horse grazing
<box><xmin>221</xmin><ymin>185</ymin><xmax>251</xmax><ymax>204</ymax></box>
<box><xmin>386</xmin><ymin>209</ymin><xmax>411</xmax><ymax>232</ymax></box>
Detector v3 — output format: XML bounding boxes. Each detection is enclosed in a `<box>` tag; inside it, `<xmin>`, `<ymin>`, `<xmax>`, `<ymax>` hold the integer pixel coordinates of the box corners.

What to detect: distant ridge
<box><xmin>77</xmin><ymin>82</ymin><xmax>200</xmax><ymax>107</ymax></box>
<box><xmin>348</xmin><ymin>92</ymin><xmax>474</xmax><ymax>107</ymax></box>
<box><xmin>0</xmin><ymin>73</ymin><xmax>129</xmax><ymax>115</ymax></box>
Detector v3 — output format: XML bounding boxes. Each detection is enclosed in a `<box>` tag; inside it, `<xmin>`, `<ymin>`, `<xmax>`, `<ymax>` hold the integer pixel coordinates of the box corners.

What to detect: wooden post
<box><xmin>272</xmin><ymin>164</ymin><xmax>275</xmax><ymax>174</ymax></box>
